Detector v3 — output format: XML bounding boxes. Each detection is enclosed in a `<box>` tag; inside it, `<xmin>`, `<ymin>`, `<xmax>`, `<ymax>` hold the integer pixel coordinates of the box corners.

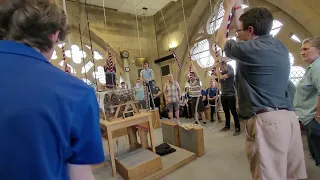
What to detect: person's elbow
<box><xmin>68</xmin><ymin>164</ymin><xmax>95</xmax><ymax>180</ymax></box>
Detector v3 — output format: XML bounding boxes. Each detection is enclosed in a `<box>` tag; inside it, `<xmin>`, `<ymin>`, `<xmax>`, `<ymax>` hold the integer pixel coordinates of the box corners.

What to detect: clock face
<box><xmin>122</xmin><ymin>51</ymin><xmax>129</xmax><ymax>58</ymax></box>
<box><xmin>125</xmin><ymin>67</ymin><xmax>130</xmax><ymax>72</ymax></box>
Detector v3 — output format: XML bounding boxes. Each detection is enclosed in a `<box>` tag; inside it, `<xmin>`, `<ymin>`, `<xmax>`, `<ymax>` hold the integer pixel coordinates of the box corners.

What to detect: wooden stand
<box><xmin>108</xmin><ymin>101</ymin><xmax>139</xmax><ymax>121</ymax></box>
<box><xmin>179</xmin><ymin>126</ymin><xmax>205</xmax><ymax>157</ymax></box>
<box><xmin>115</xmin><ymin>148</ymin><xmax>163</xmax><ymax>180</ymax></box>
<box><xmin>161</xmin><ymin>121</ymin><xmax>180</xmax><ymax>147</ymax></box>
<box><xmin>100</xmin><ymin>112</ymin><xmax>156</xmax><ymax>177</ymax></box>
<box><xmin>140</xmin><ymin>109</ymin><xmax>161</xmax><ymax>129</ymax></box>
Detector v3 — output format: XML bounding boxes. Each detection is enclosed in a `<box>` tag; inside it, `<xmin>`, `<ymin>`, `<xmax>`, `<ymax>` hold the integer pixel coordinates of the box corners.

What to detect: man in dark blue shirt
<box><xmin>0</xmin><ymin>1</ymin><xmax>105</xmax><ymax>179</ymax></box>
<box><xmin>206</xmin><ymin>80</ymin><xmax>219</xmax><ymax>122</ymax></box>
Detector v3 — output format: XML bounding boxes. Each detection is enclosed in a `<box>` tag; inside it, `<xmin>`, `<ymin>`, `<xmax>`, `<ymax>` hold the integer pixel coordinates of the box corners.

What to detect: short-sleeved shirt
<box><xmin>189</xmin><ymin>78</ymin><xmax>202</xmax><ymax>97</ymax></box>
<box><xmin>224</xmin><ymin>35</ymin><xmax>292</xmax><ymax>117</ymax></box>
<box><xmin>217</xmin><ymin>65</ymin><xmax>236</xmax><ymax>96</ymax></box>
<box><xmin>207</xmin><ymin>87</ymin><xmax>218</xmax><ymax>98</ymax></box>
<box><xmin>0</xmin><ymin>41</ymin><xmax>105</xmax><ymax>180</ymax></box>
<box><xmin>294</xmin><ymin>57</ymin><xmax>320</xmax><ymax>125</ymax></box>
<box><xmin>151</xmin><ymin>86</ymin><xmax>161</xmax><ymax>96</ymax></box>
<box><xmin>140</xmin><ymin>68</ymin><xmax>154</xmax><ymax>82</ymax></box>
<box><xmin>164</xmin><ymin>81</ymin><xmax>180</xmax><ymax>103</ymax></box>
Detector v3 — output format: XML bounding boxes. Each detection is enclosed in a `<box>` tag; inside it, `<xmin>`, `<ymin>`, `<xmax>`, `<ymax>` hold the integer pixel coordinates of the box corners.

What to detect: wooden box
<box><xmin>179</xmin><ymin>126</ymin><xmax>204</xmax><ymax>157</ymax></box>
<box><xmin>161</xmin><ymin>121</ymin><xmax>180</xmax><ymax>147</ymax></box>
<box><xmin>115</xmin><ymin>148</ymin><xmax>163</xmax><ymax>180</ymax></box>
<box><xmin>139</xmin><ymin>109</ymin><xmax>161</xmax><ymax>129</ymax></box>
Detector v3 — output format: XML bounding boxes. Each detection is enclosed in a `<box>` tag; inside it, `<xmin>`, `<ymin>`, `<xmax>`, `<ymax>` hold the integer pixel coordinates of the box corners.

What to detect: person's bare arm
<box><xmin>311</xmin><ymin>66</ymin><xmax>320</xmax><ymax>122</ymax></box>
<box><xmin>155</xmin><ymin>90</ymin><xmax>161</xmax><ymax>97</ymax></box>
<box><xmin>316</xmin><ymin>97</ymin><xmax>320</xmax><ymax>122</ymax></box>
<box><xmin>216</xmin><ymin>0</ymin><xmax>235</xmax><ymax>49</ymax></box>
<box><xmin>68</xmin><ymin>164</ymin><xmax>95</xmax><ymax>180</ymax></box>
<box><xmin>215</xmin><ymin>68</ymin><xmax>229</xmax><ymax>80</ymax></box>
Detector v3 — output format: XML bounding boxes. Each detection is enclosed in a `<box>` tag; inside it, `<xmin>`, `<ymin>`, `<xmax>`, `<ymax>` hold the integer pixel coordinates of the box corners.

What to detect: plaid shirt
<box><xmin>164</xmin><ymin>81</ymin><xmax>180</xmax><ymax>103</ymax></box>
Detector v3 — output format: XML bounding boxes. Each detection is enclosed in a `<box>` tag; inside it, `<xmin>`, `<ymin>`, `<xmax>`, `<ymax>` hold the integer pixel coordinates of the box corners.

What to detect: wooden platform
<box><xmin>93</xmin><ymin>145</ymin><xmax>196</xmax><ymax>180</ymax></box>
<box><xmin>116</xmin><ymin>148</ymin><xmax>163</xmax><ymax>180</ymax></box>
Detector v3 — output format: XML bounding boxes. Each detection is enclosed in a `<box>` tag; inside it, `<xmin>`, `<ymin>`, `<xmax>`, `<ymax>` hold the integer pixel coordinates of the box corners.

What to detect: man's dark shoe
<box><xmin>220</xmin><ymin>127</ymin><xmax>230</xmax><ymax>132</ymax></box>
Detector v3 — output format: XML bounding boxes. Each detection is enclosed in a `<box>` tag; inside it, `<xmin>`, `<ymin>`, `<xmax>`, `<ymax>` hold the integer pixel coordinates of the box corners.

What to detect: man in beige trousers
<box><xmin>215</xmin><ymin>0</ymin><xmax>307</xmax><ymax>179</ymax></box>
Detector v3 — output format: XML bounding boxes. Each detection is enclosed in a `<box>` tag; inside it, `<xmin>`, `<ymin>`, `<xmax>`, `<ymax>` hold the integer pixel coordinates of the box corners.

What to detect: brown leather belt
<box><xmin>256</xmin><ymin>107</ymin><xmax>288</xmax><ymax>115</ymax></box>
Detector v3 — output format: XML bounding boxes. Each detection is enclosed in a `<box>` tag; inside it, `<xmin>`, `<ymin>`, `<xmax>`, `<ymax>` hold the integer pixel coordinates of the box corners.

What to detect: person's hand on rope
<box><xmin>223</xmin><ymin>0</ymin><xmax>236</xmax><ymax>10</ymax></box>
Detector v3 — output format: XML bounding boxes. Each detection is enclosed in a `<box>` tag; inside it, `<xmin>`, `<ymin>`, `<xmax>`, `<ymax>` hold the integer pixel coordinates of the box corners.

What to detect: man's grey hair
<box><xmin>302</xmin><ymin>37</ymin><xmax>320</xmax><ymax>51</ymax></box>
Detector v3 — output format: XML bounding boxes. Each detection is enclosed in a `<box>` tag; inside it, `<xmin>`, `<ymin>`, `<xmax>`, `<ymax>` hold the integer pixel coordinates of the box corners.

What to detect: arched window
<box><xmin>270</xmin><ymin>20</ymin><xmax>283</xmax><ymax>37</ymax></box>
<box><xmin>94</xmin><ymin>51</ymin><xmax>104</xmax><ymax>60</ymax></box>
<box><xmin>65</xmin><ymin>45</ymin><xmax>87</xmax><ymax>64</ymax></box>
<box><xmin>290</xmin><ymin>34</ymin><xmax>301</xmax><ymax>43</ymax></box>
<box><xmin>51</xmin><ymin>50</ymin><xmax>57</xmax><ymax>60</ymax></box>
<box><xmin>207</xmin><ymin>2</ymin><xmax>224</xmax><ymax>34</ymax></box>
<box><xmin>81</xmin><ymin>61</ymin><xmax>94</xmax><ymax>74</ymax></box>
<box><xmin>120</xmin><ymin>76</ymin><xmax>125</xmax><ymax>84</ymax></box>
<box><xmin>227</xmin><ymin>60</ymin><xmax>236</xmax><ymax>74</ymax></box>
<box><xmin>289</xmin><ymin>66</ymin><xmax>305</xmax><ymax>86</ymax></box>
<box><xmin>82</xmin><ymin>78</ymin><xmax>92</xmax><ymax>85</ymax></box>
<box><xmin>190</xmin><ymin>39</ymin><xmax>214</xmax><ymax>68</ymax></box>
<box><xmin>289</xmin><ymin>52</ymin><xmax>294</xmax><ymax>66</ymax></box>
<box><xmin>92</xmin><ymin>66</ymin><xmax>106</xmax><ymax>84</ymax></box>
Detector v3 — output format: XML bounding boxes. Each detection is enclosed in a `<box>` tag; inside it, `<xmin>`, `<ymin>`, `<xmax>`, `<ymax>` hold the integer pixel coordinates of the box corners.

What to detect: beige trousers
<box><xmin>245</xmin><ymin>110</ymin><xmax>307</xmax><ymax>180</ymax></box>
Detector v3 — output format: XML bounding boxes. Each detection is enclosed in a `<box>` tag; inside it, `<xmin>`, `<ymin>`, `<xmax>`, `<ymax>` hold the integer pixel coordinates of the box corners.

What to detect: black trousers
<box><xmin>209</xmin><ymin>100</ymin><xmax>216</xmax><ymax>120</ymax></box>
<box><xmin>306</xmin><ymin>119</ymin><xmax>320</xmax><ymax>166</ymax></box>
<box><xmin>183</xmin><ymin>101</ymin><xmax>192</xmax><ymax>118</ymax></box>
<box><xmin>221</xmin><ymin>95</ymin><xmax>240</xmax><ymax>130</ymax></box>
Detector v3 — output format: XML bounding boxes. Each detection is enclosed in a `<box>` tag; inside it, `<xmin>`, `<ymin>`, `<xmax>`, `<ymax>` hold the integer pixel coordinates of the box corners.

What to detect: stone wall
<box><xmin>62</xmin><ymin>1</ymin><xmax>159</xmax><ymax>86</ymax></box>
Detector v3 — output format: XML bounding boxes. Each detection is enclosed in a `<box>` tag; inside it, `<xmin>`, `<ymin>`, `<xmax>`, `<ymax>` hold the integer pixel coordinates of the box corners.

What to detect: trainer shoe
<box><xmin>220</xmin><ymin>127</ymin><xmax>230</xmax><ymax>132</ymax></box>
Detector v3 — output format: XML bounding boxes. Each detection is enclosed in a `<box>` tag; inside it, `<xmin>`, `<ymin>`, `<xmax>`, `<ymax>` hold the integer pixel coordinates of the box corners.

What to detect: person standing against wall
<box><xmin>150</xmin><ymin>80</ymin><xmax>163</xmax><ymax>119</ymax></box>
<box><xmin>164</xmin><ymin>74</ymin><xmax>181</xmax><ymax>123</ymax></box>
<box><xmin>213</xmin><ymin>61</ymin><xmax>240</xmax><ymax>135</ymax></box>
<box><xmin>294</xmin><ymin>37</ymin><xmax>320</xmax><ymax>167</ymax></box>
<box><xmin>140</xmin><ymin>61</ymin><xmax>155</xmax><ymax>109</ymax></box>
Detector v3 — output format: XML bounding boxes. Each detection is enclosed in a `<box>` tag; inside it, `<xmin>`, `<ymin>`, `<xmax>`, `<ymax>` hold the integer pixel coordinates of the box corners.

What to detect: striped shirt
<box><xmin>189</xmin><ymin>79</ymin><xmax>202</xmax><ymax>97</ymax></box>
<box><xmin>164</xmin><ymin>81</ymin><xmax>180</xmax><ymax>103</ymax></box>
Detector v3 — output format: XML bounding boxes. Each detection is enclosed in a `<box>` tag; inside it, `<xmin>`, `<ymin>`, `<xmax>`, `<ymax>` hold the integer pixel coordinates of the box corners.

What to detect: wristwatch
<box><xmin>316</xmin><ymin>115</ymin><xmax>320</xmax><ymax>121</ymax></box>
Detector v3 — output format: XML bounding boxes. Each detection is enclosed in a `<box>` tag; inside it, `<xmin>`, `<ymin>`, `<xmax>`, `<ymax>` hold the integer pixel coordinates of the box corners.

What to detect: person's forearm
<box><xmin>316</xmin><ymin>96</ymin><xmax>320</xmax><ymax>121</ymax></box>
<box><xmin>216</xmin><ymin>6</ymin><xmax>233</xmax><ymax>48</ymax></box>
<box><xmin>68</xmin><ymin>164</ymin><xmax>95</xmax><ymax>180</ymax></box>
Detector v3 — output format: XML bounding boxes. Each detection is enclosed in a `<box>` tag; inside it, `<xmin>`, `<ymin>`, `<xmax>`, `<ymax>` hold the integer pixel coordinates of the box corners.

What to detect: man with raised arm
<box><xmin>215</xmin><ymin>0</ymin><xmax>307</xmax><ymax>179</ymax></box>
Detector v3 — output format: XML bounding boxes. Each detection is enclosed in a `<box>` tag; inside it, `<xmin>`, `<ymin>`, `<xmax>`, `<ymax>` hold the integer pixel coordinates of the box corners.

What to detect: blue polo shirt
<box><xmin>0</xmin><ymin>41</ymin><xmax>105</xmax><ymax>179</ymax></box>
<box><xmin>206</xmin><ymin>87</ymin><xmax>218</xmax><ymax>98</ymax></box>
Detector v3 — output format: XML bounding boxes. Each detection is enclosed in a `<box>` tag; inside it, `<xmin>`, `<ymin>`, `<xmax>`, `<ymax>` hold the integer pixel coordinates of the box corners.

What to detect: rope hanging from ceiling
<box><xmin>60</xmin><ymin>0</ymin><xmax>75</xmax><ymax>74</ymax></box>
<box><xmin>133</xmin><ymin>0</ymin><xmax>154</xmax><ymax>111</ymax></box>
<box><xmin>160</xmin><ymin>10</ymin><xmax>181</xmax><ymax>68</ymax></box>
<box><xmin>84</xmin><ymin>0</ymin><xmax>98</xmax><ymax>87</ymax></box>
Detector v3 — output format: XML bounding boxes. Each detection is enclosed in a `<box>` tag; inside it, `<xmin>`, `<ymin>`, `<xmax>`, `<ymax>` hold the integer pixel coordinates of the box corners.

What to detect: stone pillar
<box><xmin>123</xmin><ymin>58</ymin><xmax>131</xmax><ymax>89</ymax></box>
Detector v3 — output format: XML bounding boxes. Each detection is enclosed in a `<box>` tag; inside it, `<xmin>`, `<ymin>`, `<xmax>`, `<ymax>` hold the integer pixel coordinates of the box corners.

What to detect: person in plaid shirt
<box><xmin>164</xmin><ymin>74</ymin><xmax>181</xmax><ymax>123</ymax></box>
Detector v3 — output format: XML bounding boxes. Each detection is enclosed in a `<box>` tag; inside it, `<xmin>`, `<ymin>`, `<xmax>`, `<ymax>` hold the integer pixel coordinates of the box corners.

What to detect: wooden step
<box><xmin>115</xmin><ymin>148</ymin><xmax>163</xmax><ymax>180</ymax></box>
